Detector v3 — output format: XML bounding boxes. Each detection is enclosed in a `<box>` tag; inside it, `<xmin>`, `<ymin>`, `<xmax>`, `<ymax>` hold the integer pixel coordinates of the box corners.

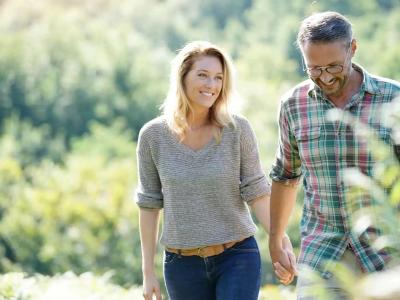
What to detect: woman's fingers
<box><xmin>274</xmin><ymin>262</ymin><xmax>290</xmax><ymax>279</ymax></box>
<box><xmin>287</xmin><ymin>251</ymin><xmax>298</xmax><ymax>275</ymax></box>
<box><xmin>274</xmin><ymin>261</ymin><xmax>295</xmax><ymax>285</ymax></box>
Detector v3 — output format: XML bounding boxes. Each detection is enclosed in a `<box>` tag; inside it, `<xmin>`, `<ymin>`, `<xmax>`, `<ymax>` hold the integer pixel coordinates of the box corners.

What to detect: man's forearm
<box><xmin>269</xmin><ymin>181</ymin><xmax>298</xmax><ymax>243</ymax></box>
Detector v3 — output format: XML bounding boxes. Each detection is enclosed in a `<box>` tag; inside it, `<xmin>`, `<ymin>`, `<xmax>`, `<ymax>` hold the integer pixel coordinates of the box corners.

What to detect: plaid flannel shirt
<box><xmin>270</xmin><ymin>64</ymin><xmax>400</xmax><ymax>277</ymax></box>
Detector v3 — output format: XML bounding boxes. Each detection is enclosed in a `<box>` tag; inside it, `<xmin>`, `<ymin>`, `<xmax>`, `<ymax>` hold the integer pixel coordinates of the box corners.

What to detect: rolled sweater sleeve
<box><xmin>238</xmin><ymin>117</ymin><xmax>271</xmax><ymax>202</ymax></box>
<box><xmin>135</xmin><ymin>127</ymin><xmax>163</xmax><ymax>209</ymax></box>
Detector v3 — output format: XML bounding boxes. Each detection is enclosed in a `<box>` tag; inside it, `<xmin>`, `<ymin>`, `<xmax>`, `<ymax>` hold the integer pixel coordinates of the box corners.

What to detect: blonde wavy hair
<box><xmin>161</xmin><ymin>41</ymin><xmax>236</xmax><ymax>142</ymax></box>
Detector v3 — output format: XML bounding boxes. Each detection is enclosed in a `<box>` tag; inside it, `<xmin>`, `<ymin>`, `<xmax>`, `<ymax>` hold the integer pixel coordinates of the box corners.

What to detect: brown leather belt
<box><xmin>166</xmin><ymin>237</ymin><xmax>247</xmax><ymax>258</ymax></box>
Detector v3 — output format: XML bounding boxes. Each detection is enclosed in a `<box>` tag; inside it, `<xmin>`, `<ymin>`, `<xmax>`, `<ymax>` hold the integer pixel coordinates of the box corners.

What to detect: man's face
<box><xmin>302</xmin><ymin>40</ymin><xmax>354</xmax><ymax>97</ymax></box>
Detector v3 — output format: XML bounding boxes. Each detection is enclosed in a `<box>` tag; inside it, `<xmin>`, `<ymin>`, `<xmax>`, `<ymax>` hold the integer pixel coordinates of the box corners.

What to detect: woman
<box><xmin>136</xmin><ymin>41</ymin><xmax>295</xmax><ymax>300</ymax></box>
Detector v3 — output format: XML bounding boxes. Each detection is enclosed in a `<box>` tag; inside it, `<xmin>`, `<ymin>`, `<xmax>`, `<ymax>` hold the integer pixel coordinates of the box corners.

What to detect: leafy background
<box><xmin>0</xmin><ymin>0</ymin><xmax>399</xmax><ymax>298</ymax></box>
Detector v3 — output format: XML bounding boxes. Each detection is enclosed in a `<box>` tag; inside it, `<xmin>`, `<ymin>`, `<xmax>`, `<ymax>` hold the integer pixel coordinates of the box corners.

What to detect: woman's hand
<box><xmin>142</xmin><ymin>272</ymin><xmax>162</xmax><ymax>300</ymax></box>
<box><xmin>273</xmin><ymin>234</ymin><xmax>297</xmax><ymax>285</ymax></box>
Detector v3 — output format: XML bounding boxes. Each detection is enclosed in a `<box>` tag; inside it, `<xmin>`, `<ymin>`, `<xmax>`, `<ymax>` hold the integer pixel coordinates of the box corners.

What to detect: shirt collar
<box><xmin>307</xmin><ymin>63</ymin><xmax>381</xmax><ymax>98</ymax></box>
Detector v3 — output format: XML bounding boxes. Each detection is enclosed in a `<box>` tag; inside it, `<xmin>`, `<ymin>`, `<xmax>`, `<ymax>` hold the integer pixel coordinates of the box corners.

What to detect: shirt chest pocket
<box><xmin>294</xmin><ymin>126</ymin><xmax>324</xmax><ymax>166</ymax></box>
<box><xmin>295</xmin><ymin>127</ymin><xmax>321</xmax><ymax>142</ymax></box>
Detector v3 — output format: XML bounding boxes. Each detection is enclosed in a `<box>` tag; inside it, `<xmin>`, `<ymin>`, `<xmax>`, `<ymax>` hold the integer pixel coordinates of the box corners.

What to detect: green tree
<box><xmin>0</xmin><ymin>123</ymin><xmax>143</xmax><ymax>286</ymax></box>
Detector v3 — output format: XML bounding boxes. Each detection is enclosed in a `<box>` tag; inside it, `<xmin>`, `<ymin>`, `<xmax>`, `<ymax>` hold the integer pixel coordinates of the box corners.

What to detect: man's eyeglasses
<box><xmin>303</xmin><ymin>47</ymin><xmax>352</xmax><ymax>78</ymax></box>
<box><xmin>304</xmin><ymin>64</ymin><xmax>344</xmax><ymax>77</ymax></box>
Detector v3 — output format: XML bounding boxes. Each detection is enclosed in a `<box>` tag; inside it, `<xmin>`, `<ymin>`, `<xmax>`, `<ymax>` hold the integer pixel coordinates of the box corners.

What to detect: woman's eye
<box><xmin>216</xmin><ymin>76</ymin><xmax>223</xmax><ymax>81</ymax></box>
<box><xmin>198</xmin><ymin>73</ymin><xmax>207</xmax><ymax>78</ymax></box>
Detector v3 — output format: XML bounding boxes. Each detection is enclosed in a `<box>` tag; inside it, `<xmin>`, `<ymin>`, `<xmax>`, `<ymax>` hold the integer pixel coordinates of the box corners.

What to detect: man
<box><xmin>268</xmin><ymin>11</ymin><xmax>400</xmax><ymax>299</ymax></box>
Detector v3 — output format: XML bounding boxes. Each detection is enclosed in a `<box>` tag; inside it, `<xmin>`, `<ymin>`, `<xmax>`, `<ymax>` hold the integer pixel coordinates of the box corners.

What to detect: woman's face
<box><xmin>183</xmin><ymin>55</ymin><xmax>223</xmax><ymax>112</ymax></box>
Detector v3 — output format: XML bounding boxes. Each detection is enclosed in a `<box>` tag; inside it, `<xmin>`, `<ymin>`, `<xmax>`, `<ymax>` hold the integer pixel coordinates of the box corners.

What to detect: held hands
<box><xmin>269</xmin><ymin>234</ymin><xmax>297</xmax><ymax>285</ymax></box>
<box><xmin>142</xmin><ymin>272</ymin><xmax>162</xmax><ymax>300</ymax></box>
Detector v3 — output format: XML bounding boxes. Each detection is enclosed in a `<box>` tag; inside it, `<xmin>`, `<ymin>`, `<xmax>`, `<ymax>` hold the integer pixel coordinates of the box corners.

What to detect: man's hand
<box><xmin>270</xmin><ymin>235</ymin><xmax>297</xmax><ymax>285</ymax></box>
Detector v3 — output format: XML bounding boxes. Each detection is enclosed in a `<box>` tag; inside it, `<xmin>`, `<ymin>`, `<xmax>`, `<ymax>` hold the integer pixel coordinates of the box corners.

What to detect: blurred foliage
<box><xmin>0</xmin><ymin>123</ymin><xmax>144</xmax><ymax>286</ymax></box>
<box><xmin>0</xmin><ymin>272</ymin><xmax>143</xmax><ymax>300</ymax></box>
<box><xmin>0</xmin><ymin>0</ymin><xmax>399</xmax><ymax>295</ymax></box>
<box><xmin>0</xmin><ymin>0</ymin><xmax>169</xmax><ymax>157</ymax></box>
<box><xmin>259</xmin><ymin>284</ymin><xmax>296</xmax><ymax>300</ymax></box>
<box><xmin>0</xmin><ymin>116</ymin><xmax>66</xmax><ymax>166</ymax></box>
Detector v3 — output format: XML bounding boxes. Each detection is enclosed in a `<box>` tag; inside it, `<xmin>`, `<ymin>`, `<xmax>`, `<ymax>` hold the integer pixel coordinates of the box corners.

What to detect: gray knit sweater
<box><xmin>136</xmin><ymin>115</ymin><xmax>270</xmax><ymax>249</ymax></box>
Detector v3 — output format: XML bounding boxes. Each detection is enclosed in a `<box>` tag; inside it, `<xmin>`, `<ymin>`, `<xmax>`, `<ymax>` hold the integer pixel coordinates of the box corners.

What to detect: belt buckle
<box><xmin>197</xmin><ymin>246</ymin><xmax>207</xmax><ymax>258</ymax></box>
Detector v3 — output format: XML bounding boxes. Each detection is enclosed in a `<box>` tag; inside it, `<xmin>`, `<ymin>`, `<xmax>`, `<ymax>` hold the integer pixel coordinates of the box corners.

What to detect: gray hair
<box><xmin>297</xmin><ymin>11</ymin><xmax>353</xmax><ymax>48</ymax></box>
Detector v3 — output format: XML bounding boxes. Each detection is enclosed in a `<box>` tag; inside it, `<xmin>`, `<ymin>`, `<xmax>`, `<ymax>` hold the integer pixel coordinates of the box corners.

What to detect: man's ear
<box><xmin>351</xmin><ymin>38</ymin><xmax>357</xmax><ymax>56</ymax></box>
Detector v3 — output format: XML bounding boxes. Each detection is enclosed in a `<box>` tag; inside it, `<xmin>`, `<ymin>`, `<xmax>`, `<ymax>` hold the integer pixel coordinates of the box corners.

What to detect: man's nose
<box><xmin>319</xmin><ymin>69</ymin><xmax>334</xmax><ymax>83</ymax></box>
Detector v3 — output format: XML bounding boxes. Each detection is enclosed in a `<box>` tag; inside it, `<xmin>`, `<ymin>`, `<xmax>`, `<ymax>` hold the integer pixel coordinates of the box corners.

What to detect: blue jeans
<box><xmin>164</xmin><ymin>236</ymin><xmax>261</xmax><ymax>300</ymax></box>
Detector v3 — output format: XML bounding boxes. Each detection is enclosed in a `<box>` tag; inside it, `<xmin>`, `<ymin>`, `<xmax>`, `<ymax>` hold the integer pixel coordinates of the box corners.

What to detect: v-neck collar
<box><xmin>162</xmin><ymin>120</ymin><xmax>222</xmax><ymax>156</ymax></box>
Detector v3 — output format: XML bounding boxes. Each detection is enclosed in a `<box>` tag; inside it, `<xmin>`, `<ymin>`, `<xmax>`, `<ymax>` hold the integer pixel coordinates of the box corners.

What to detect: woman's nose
<box><xmin>205</xmin><ymin>77</ymin><xmax>217</xmax><ymax>88</ymax></box>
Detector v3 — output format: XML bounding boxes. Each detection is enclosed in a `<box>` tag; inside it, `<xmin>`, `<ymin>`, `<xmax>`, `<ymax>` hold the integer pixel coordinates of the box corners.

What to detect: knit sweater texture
<box><xmin>136</xmin><ymin>115</ymin><xmax>270</xmax><ymax>248</ymax></box>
